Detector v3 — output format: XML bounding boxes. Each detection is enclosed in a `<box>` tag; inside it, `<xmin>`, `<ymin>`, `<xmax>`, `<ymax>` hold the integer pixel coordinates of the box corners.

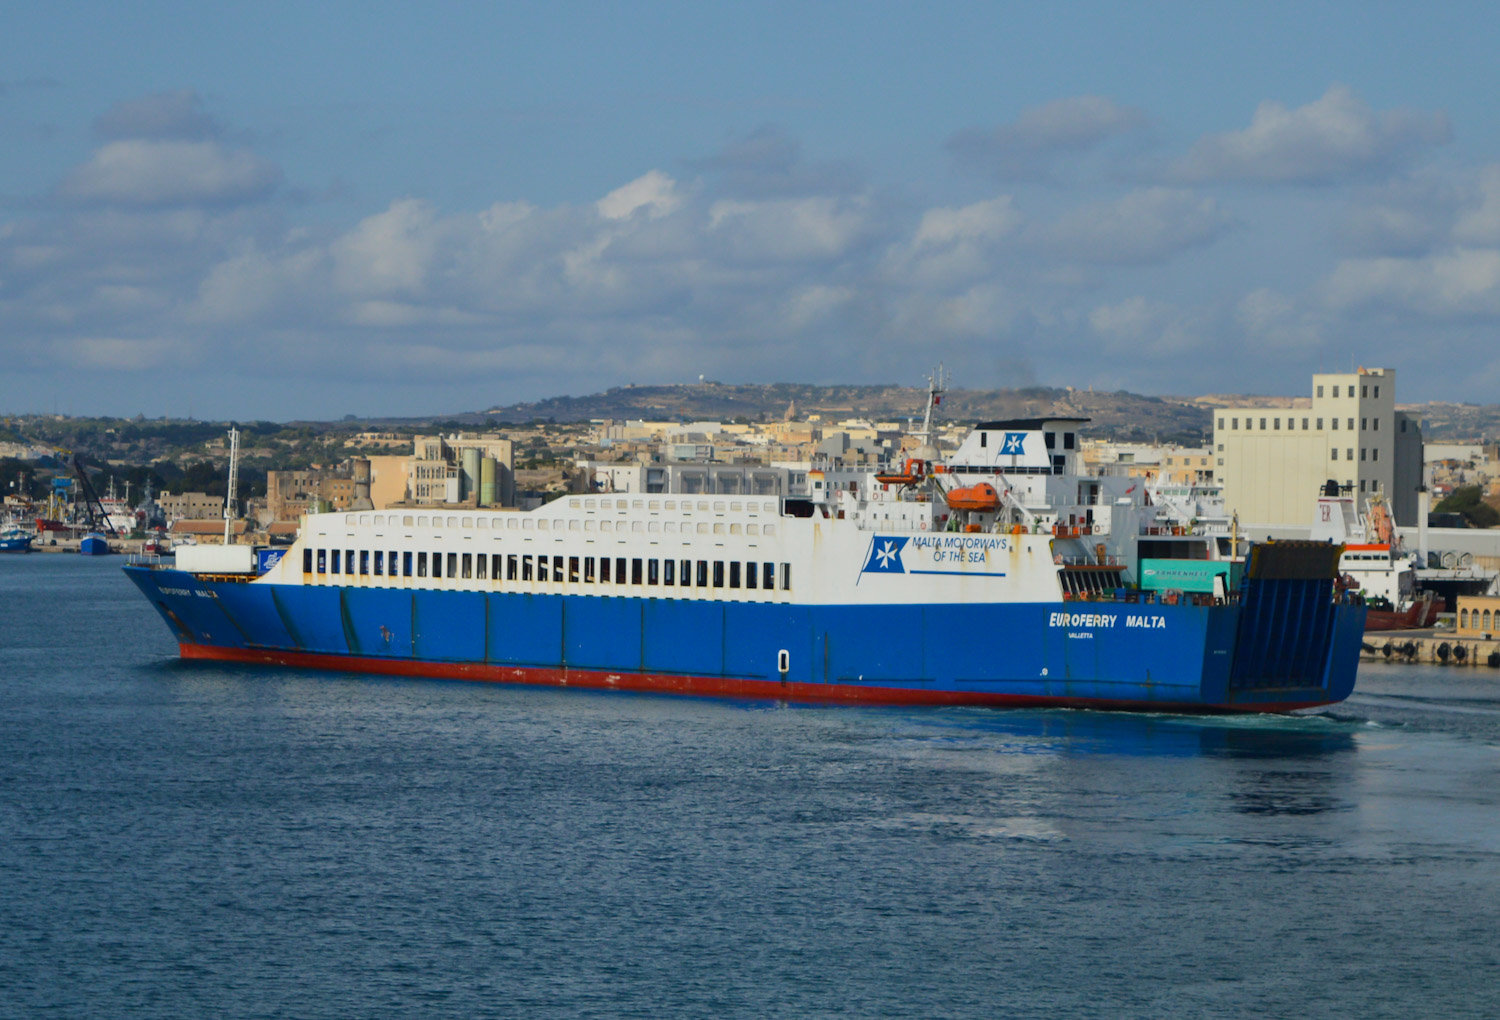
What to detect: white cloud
<box><xmin>57</xmin><ymin>139</ymin><xmax>280</xmax><ymax>207</ymax></box>
<box><xmin>948</xmin><ymin>96</ymin><xmax>1147</xmax><ymax>180</ymax></box>
<box><xmin>1175</xmin><ymin>85</ymin><xmax>1449</xmax><ymax>185</ymax></box>
<box><xmin>1452</xmin><ymin>166</ymin><xmax>1500</xmax><ymax>245</ymax></box>
<box><xmin>1089</xmin><ymin>296</ymin><xmax>1208</xmax><ymax>357</ymax></box>
<box><xmin>913</xmin><ymin>197</ymin><xmax>1020</xmax><ymax>248</ymax></box>
<box><xmin>331</xmin><ymin>199</ymin><xmax>444</xmax><ymax>298</ymax></box>
<box><xmin>1323</xmin><ymin>248</ymin><xmax>1500</xmax><ymax>317</ymax></box>
<box><xmin>15</xmin><ymin>93</ymin><xmax>1500</xmax><ymax>415</ymax></box>
<box><xmin>707</xmin><ymin>196</ymin><xmax>872</xmax><ymax>263</ymax></box>
<box><xmin>882</xmin><ymin>197</ymin><xmax>1021</xmax><ymax>290</ymax></box>
<box><xmin>1044</xmin><ymin>188</ymin><xmax>1233</xmax><ymax>264</ymax></box>
<box><xmin>61</xmin><ymin>336</ymin><xmax>180</xmax><ymax>370</ymax></box>
<box><xmin>597</xmin><ymin>170</ymin><xmax>683</xmax><ymax>220</ymax></box>
<box><xmin>1234</xmin><ymin>289</ymin><xmax>1326</xmax><ymax>350</ymax></box>
<box><xmin>1335</xmin><ymin>181</ymin><xmax>1454</xmax><ymax>256</ymax></box>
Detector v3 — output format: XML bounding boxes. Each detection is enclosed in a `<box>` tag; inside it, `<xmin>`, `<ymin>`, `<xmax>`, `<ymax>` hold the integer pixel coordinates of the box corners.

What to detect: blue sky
<box><xmin>5</xmin><ymin>2</ymin><xmax>1500</xmax><ymax>419</ymax></box>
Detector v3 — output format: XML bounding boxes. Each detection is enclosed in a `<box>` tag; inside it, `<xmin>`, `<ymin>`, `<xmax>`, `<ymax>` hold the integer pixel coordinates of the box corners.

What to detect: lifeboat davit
<box><xmin>944</xmin><ymin>483</ymin><xmax>1001</xmax><ymax>512</ymax></box>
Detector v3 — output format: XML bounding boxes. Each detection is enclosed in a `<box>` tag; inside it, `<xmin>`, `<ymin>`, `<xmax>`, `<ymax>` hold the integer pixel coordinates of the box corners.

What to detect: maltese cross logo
<box><xmin>862</xmin><ymin>536</ymin><xmax>909</xmax><ymax>574</ymax></box>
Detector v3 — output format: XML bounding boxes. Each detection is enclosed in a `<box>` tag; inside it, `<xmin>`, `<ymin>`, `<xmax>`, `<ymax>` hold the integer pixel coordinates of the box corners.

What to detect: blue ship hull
<box><xmin>79</xmin><ymin>534</ymin><xmax>112</xmax><ymax>556</ymax></box>
<box><xmin>124</xmin><ymin>566</ymin><xmax>1365</xmax><ymax>713</ymax></box>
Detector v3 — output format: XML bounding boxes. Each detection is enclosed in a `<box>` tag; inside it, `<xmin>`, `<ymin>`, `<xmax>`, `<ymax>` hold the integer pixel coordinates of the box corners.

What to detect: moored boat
<box><xmin>0</xmin><ymin>527</ymin><xmax>34</xmax><ymax>553</ymax></box>
<box><xmin>79</xmin><ymin>533</ymin><xmax>112</xmax><ymax>556</ymax></box>
<box><xmin>1312</xmin><ymin>487</ymin><xmax>1437</xmax><ymax>631</ymax></box>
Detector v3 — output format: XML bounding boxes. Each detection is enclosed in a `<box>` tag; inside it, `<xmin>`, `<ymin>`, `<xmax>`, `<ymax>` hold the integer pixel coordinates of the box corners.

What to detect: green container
<box><xmin>1139</xmin><ymin>558</ymin><xmax>1242</xmax><ymax>594</ymax></box>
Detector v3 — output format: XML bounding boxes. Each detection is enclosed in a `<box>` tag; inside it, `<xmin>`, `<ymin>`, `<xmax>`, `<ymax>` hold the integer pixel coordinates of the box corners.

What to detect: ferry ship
<box><xmin>124</xmin><ymin>388</ymin><xmax>1365</xmax><ymax>713</ymax></box>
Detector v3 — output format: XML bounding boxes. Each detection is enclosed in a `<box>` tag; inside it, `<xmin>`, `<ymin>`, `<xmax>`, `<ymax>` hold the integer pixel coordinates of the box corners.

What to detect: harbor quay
<box><xmin>1360</xmin><ymin>630</ymin><xmax>1500</xmax><ymax>668</ymax></box>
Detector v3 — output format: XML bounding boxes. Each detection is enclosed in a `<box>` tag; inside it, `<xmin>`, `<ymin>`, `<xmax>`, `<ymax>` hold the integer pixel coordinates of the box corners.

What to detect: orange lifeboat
<box><xmin>944</xmin><ymin>483</ymin><xmax>1001</xmax><ymax>512</ymax></box>
<box><xmin>875</xmin><ymin>457</ymin><xmax>926</xmax><ymax>487</ymax></box>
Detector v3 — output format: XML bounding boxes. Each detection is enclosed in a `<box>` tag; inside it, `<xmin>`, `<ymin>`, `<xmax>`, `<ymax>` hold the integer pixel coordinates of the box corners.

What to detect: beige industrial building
<box><xmin>404</xmin><ymin>434</ymin><xmax>515</xmax><ymax>508</ymax></box>
<box><xmin>159</xmin><ymin>491</ymin><xmax>224</xmax><ymax>520</ymax></box>
<box><xmin>1214</xmin><ymin>368</ymin><xmax>1423</xmax><ymax>526</ymax></box>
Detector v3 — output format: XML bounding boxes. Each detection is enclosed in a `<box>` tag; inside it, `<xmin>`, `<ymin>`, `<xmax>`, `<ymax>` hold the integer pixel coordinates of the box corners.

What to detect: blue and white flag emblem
<box><xmin>862</xmin><ymin>536</ymin><xmax>909</xmax><ymax>574</ymax></box>
<box><xmin>1001</xmin><ymin>432</ymin><xmax>1026</xmax><ymax>455</ymax></box>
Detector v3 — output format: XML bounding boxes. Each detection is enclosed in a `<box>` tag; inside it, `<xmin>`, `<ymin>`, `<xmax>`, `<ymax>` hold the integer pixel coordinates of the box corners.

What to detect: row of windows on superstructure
<box><xmin>337</xmin><ymin>508</ymin><xmax>778</xmax><ymax>538</ymax></box>
<box><xmin>302</xmin><ymin>547</ymin><xmax>791</xmax><ymax>593</ymax></box>
<box><xmin>948</xmin><ymin>464</ymin><xmax>1057</xmax><ymax>475</ymax></box>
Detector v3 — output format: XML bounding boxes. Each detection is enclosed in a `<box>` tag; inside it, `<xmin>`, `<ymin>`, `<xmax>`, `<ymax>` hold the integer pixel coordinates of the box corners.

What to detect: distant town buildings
<box><xmin>405</xmin><ymin>434</ymin><xmax>515</xmax><ymax>508</ymax></box>
<box><xmin>1214</xmin><ymin>368</ymin><xmax>1424</xmax><ymax>526</ymax></box>
<box><xmin>158</xmin><ymin>491</ymin><xmax>224</xmax><ymax>520</ymax></box>
<box><xmin>22</xmin><ymin>369</ymin><xmax>1500</xmax><ymax>549</ymax></box>
<box><xmin>263</xmin><ymin>433</ymin><xmax>517</xmax><ymax>526</ymax></box>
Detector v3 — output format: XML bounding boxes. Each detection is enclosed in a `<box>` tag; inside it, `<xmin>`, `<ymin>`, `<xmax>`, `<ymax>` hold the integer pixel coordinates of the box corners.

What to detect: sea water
<box><xmin>2</xmin><ymin>555</ymin><xmax>1498</xmax><ymax>1018</ymax></box>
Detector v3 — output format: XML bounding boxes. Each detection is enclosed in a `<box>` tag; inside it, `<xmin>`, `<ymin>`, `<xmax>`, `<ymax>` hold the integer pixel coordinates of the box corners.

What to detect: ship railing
<box><xmin>126</xmin><ymin>553</ymin><xmax>169</xmax><ymax>568</ymax></box>
<box><xmin>1057</xmin><ymin>554</ymin><xmax>1124</xmax><ymax>566</ymax></box>
<box><xmin>1062</xmin><ymin>589</ymin><xmax>1243</xmax><ymax>607</ymax></box>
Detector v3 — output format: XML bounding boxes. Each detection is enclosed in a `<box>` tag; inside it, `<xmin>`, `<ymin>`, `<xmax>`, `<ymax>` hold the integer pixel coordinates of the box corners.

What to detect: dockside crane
<box><xmin>70</xmin><ymin>454</ymin><xmax>119</xmax><ymax>537</ymax></box>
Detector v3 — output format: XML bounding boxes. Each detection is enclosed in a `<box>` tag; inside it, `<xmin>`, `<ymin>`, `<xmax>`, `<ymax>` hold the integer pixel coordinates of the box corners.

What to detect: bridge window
<box><xmin>304</xmin><ymin>548</ymin><xmax>313</xmax><ymax>572</ymax></box>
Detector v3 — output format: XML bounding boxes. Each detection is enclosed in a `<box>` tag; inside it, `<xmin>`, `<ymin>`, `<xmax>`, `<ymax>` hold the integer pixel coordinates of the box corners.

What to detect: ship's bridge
<box><xmin>948</xmin><ymin>417</ymin><xmax>1090</xmax><ymax>477</ymax></box>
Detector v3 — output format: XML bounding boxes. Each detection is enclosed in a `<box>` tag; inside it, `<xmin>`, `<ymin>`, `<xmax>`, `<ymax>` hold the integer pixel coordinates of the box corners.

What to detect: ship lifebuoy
<box><xmin>920</xmin><ymin>520</ymin><xmax>928</xmax><ymax>530</ymax></box>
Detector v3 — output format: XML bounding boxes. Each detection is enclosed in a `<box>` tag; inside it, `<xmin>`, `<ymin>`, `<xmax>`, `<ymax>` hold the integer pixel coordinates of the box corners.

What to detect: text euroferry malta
<box><xmin>1048</xmin><ymin>611</ymin><xmax>1167</xmax><ymax>629</ymax></box>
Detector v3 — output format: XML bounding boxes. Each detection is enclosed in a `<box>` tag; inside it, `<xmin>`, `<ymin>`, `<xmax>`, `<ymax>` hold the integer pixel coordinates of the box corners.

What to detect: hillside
<box><xmin>476</xmin><ymin>383</ymin><xmax>1216</xmax><ymax>443</ymax></box>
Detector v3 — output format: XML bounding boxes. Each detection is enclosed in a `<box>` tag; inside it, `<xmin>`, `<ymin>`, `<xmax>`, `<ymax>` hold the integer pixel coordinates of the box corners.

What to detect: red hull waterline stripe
<box><xmin>178</xmin><ymin>644</ymin><xmax>1331</xmax><ymax>715</ymax></box>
